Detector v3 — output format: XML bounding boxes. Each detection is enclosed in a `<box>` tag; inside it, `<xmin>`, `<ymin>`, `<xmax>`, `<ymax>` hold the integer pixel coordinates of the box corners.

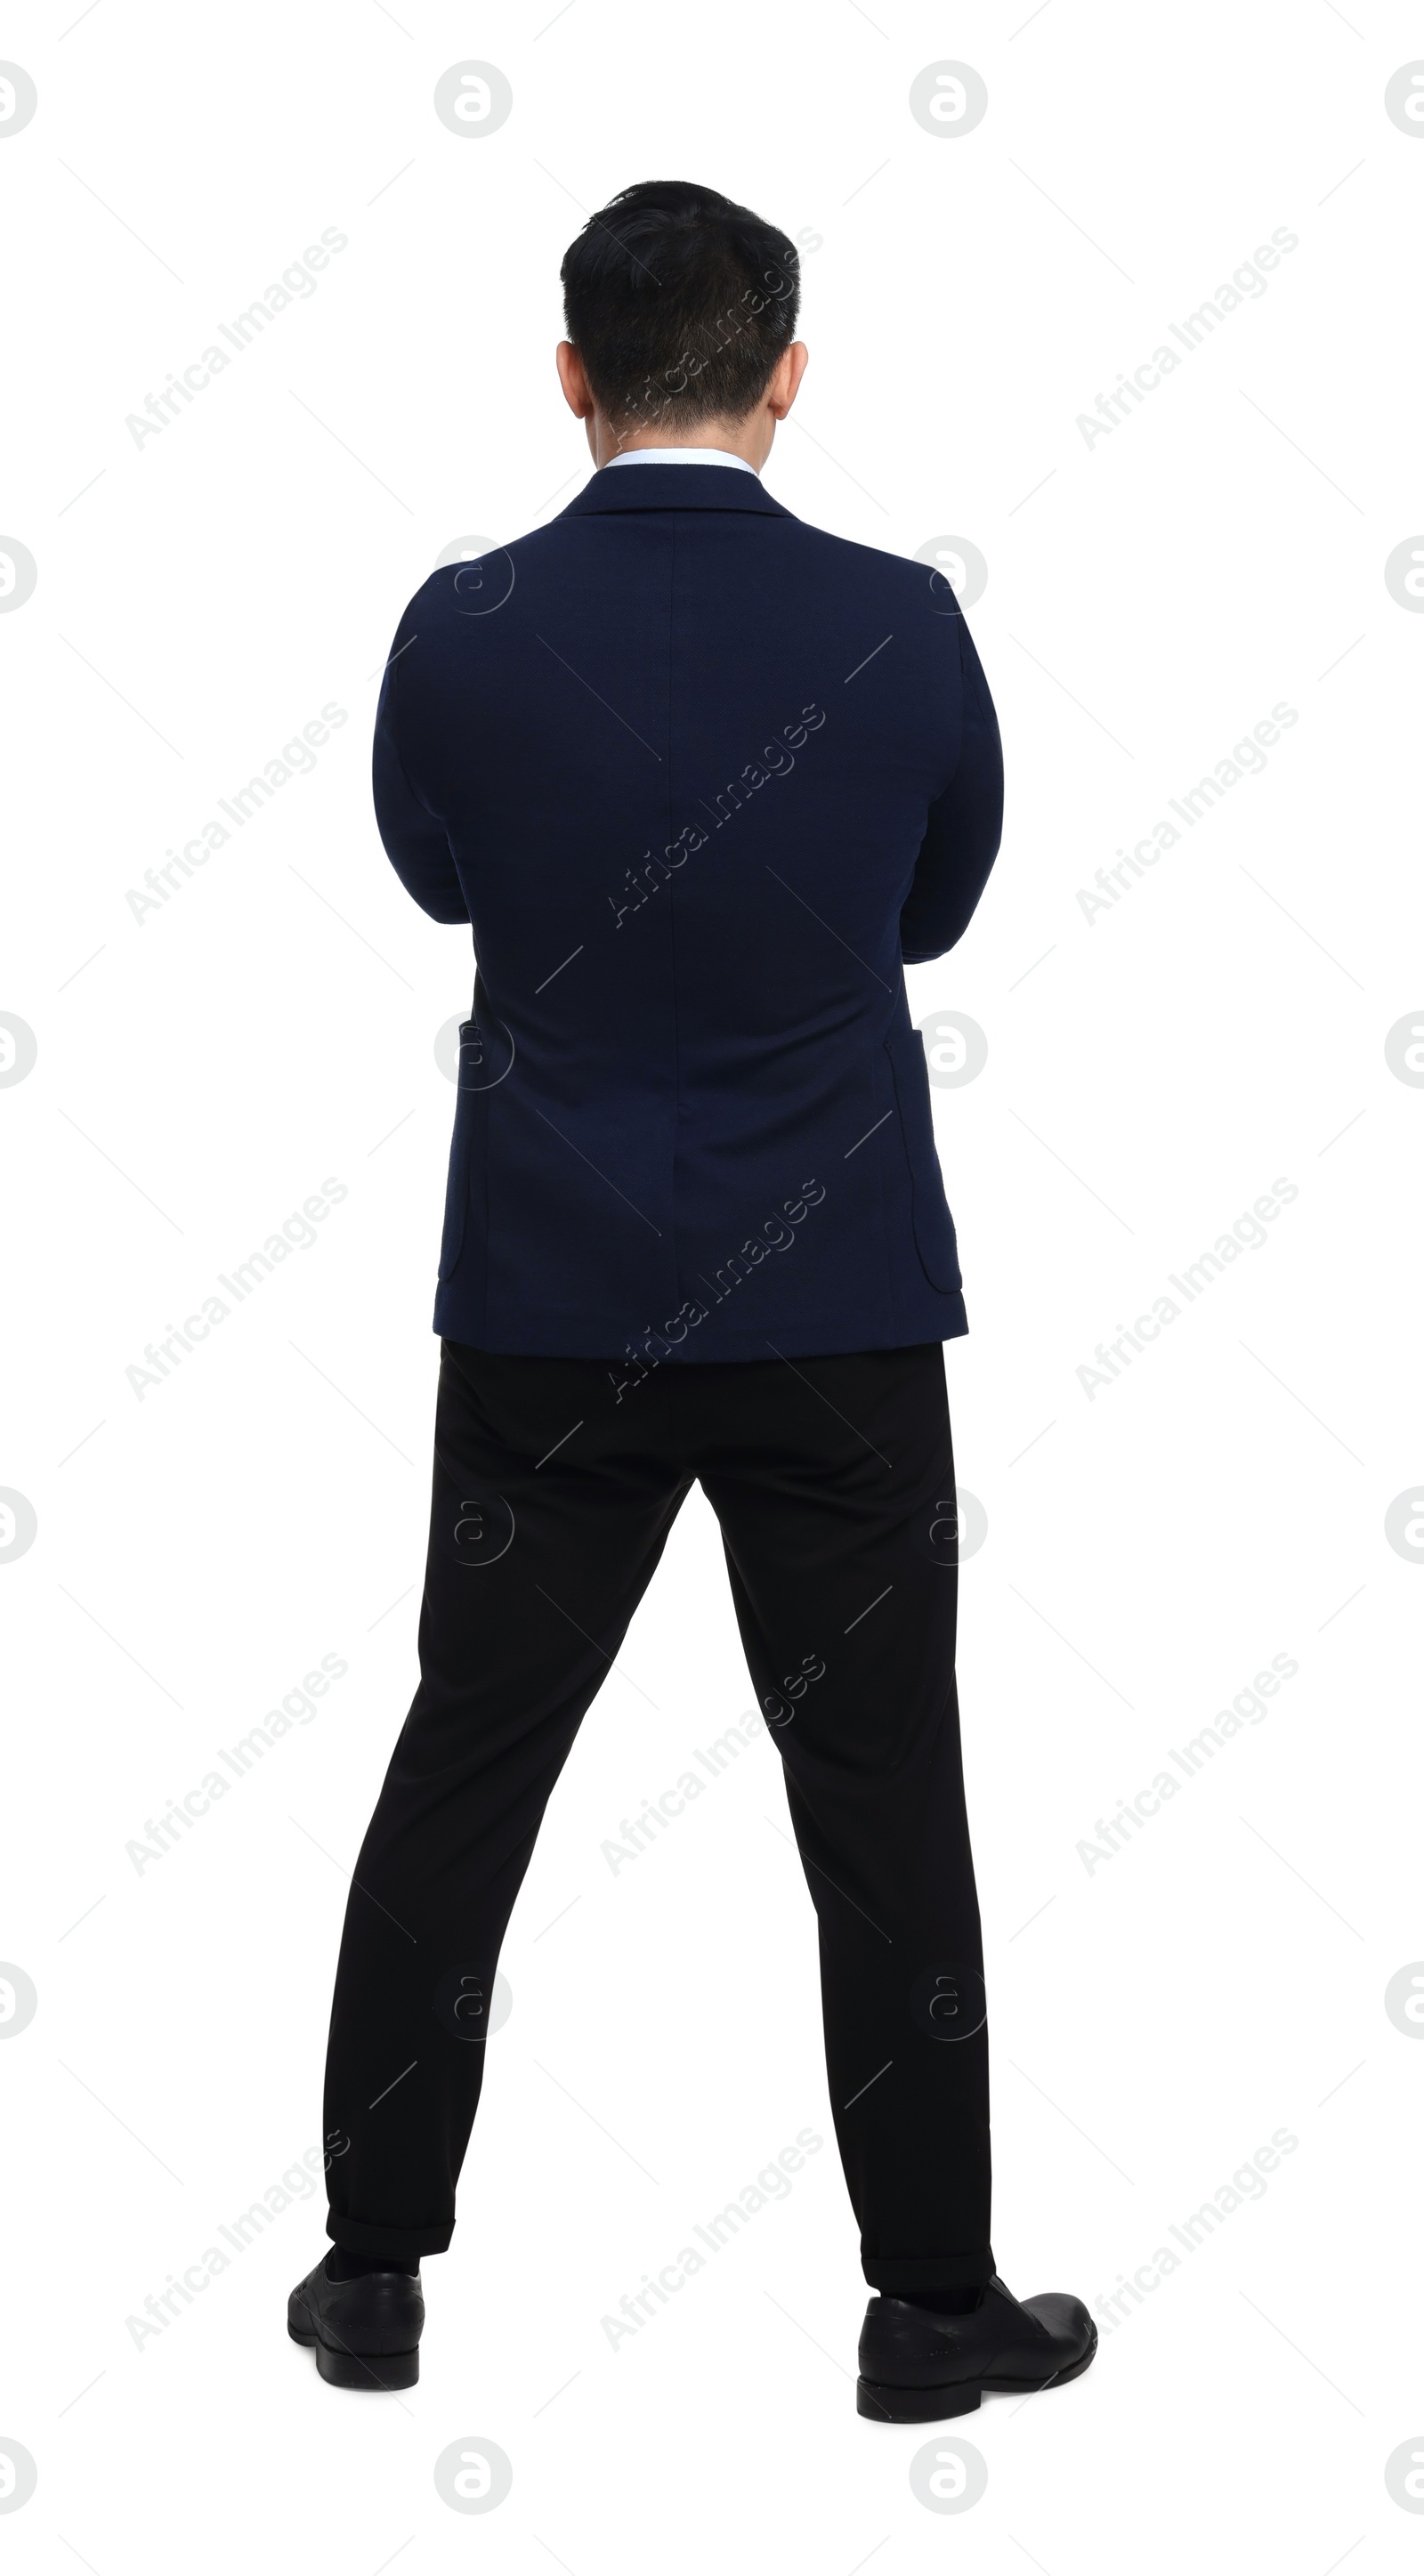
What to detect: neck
<box><xmin>589</xmin><ymin>417</ymin><xmax>770</xmax><ymax>472</ymax></box>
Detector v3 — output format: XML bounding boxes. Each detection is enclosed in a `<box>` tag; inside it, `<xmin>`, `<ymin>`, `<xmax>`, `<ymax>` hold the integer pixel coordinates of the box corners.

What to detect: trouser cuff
<box><xmin>865</xmin><ymin>2248</ymin><xmax>995</xmax><ymax>2293</ymax></box>
<box><xmin>327</xmin><ymin>2212</ymin><xmax>453</xmax><ymax>2260</ymax></box>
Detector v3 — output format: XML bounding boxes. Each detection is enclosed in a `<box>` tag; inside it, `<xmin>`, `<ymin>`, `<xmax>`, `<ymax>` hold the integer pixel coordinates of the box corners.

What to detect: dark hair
<box><xmin>561</xmin><ymin>180</ymin><xmax>801</xmax><ymax>434</ymax></box>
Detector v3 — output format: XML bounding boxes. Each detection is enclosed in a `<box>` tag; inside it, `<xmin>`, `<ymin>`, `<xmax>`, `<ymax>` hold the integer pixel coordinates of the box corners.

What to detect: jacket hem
<box><xmin>431</xmin><ymin>1296</ymin><xmax>968</xmax><ymax>1361</ymax></box>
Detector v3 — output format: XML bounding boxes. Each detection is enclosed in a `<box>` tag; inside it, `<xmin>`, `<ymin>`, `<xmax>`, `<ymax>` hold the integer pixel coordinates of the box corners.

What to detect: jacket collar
<box><xmin>558</xmin><ymin>462</ymin><xmax>794</xmax><ymax>520</ymax></box>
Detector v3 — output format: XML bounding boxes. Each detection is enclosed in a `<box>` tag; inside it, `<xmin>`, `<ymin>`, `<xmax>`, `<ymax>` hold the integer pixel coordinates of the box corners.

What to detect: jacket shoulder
<box><xmin>785</xmin><ymin>519</ymin><xmax>957</xmax><ymax>605</ymax></box>
<box><xmin>389</xmin><ymin>513</ymin><xmax>955</xmax><ymax>637</ymax></box>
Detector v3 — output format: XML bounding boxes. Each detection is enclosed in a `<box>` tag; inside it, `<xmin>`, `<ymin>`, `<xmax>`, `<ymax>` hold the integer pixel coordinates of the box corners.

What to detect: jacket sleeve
<box><xmin>899</xmin><ymin>607</ymin><xmax>1003</xmax><ymax>964</ymax></box>
<box><xmin>371</xmin><ymin>611</ymin><xmax>470</xmax><ymax>925</ymax></box>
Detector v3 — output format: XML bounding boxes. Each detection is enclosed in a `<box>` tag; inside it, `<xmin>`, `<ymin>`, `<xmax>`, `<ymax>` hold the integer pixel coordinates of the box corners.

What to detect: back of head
<box><xmin>560</xmin><ymin>180</ymin><xmax>801</xmax><ymax>438</ymax></box>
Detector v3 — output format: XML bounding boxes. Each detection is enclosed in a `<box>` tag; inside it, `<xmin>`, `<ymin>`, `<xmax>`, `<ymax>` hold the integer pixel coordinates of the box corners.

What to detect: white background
<box><xmin>3</xmin><ymin>0</ymin><xmax>1421</xmax><ymax>2566</ymax></box>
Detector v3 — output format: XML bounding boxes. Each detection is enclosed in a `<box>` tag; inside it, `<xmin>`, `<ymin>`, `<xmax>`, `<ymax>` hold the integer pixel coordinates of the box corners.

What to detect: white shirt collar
<box><xmin>603</xmin><ymin>446</ymin><xmax>755</xmax><ymax>474</ymax></box>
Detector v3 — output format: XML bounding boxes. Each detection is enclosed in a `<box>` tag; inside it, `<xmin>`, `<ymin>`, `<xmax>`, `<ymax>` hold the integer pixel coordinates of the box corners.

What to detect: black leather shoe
<box><xmin>857</xmin><ymin>2273</ymin><xmax>1096</xmax><ymax>2421</ymax></box>
<box><xmin>287</xmin><ymin>2253</ymin><xmax>425</xmax><ymax>2391</ymax></box>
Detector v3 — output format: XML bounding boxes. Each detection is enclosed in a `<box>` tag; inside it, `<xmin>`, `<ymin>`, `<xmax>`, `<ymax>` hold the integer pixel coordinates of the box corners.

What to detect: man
<box><xmin>288</xmin><ymin>180</ymin><xmax>1095</xmax><ymax>2419</ymax></box>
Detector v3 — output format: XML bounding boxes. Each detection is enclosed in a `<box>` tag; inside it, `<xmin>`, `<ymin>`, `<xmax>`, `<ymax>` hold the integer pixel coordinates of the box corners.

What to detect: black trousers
<box><xmin>322</xmin><ymin>1338</ymin><xmax>993</xmax><ymax>2292</ymax></box>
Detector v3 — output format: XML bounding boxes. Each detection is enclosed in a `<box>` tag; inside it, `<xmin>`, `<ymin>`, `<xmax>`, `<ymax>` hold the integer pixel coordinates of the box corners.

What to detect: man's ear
<box><xmin>556</xmin><ymin>342</ymin><xmax>595</xmax><ymax>419</ymax></box>
<box><xmin>767</xmin><ymin>342</ymin><xmax>810</xmax><ymax>422</ymax></box>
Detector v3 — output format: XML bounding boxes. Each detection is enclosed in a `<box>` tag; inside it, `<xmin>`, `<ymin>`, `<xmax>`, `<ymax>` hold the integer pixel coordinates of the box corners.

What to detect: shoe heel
<box><xmin>857</xmin><ymin>2377</ymin><xmax>982</xmax><ymax>2423</ymax></box>
<box><xmin>314</xmin><ymin>2340</ymin><xmax>419</xmax><ymax>2392</ymax></box>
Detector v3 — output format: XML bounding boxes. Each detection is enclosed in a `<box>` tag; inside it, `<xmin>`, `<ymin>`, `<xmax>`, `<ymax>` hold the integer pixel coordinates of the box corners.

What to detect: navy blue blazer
<box><xmin>374</xmin><ymin>462</ymin><xmax>1003</xmax><ymax>1366</ymax></box>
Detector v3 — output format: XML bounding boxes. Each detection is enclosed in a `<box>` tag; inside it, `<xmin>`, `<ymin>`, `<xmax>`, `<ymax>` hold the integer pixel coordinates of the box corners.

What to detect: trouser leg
<box><xmin>700</xmin><ymin>1344</ymin><xmax>991</xmax><ymax>2293</ymax></box>
<box><xmin>322</xmin><ymin>1342</ymin><xmax>685</xmax><ymax>2262</ymax></box>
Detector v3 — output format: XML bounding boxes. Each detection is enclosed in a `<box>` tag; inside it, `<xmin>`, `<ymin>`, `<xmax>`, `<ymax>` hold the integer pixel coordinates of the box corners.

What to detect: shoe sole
<box><xmin>856</xmin><ymin>2332</ymin><xmax>1096</xmax><ymax>2423</ymax></box>
<box><xmin>288</xmin><ymin>2318</ymin><xmax>420</xmax><ymax>2391</ymax></box>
